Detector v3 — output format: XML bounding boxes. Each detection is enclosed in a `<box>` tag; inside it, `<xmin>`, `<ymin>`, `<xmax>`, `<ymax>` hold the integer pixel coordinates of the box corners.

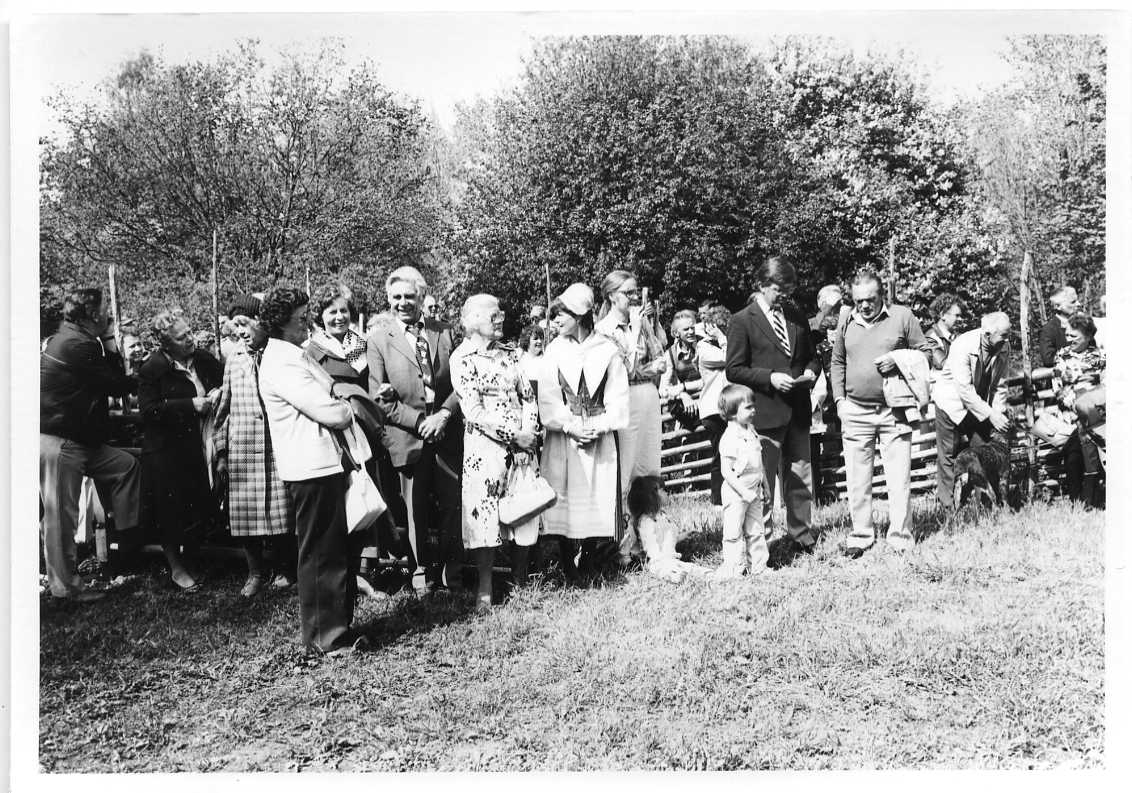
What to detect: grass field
<box><xmin>38</xmin><ymin>496</ymin><xmax>1104</xmax><ymax>771</ymax></box>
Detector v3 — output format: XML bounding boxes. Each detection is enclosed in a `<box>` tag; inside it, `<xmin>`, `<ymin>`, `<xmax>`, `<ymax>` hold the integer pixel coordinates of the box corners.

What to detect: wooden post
<box><xmin>887</xmin><ymin>237</ymin><xmax>897</xmax><ymax>304</ymax></box>
<box><xmin>107</xmin><ymin>263</ymin><xmax>125</xmax><ymax>374</ymax></box>
<box><xmin>1020</xmin><ymin>250</ymin><xmax>1037</xmax><ymax>499</ymax></box>
<box><xmin>543</xmin><ymin>259</ymin><xmax>553</xmax><ymax>346</ymax></box>
<box><xmin>211</xmin><ymin>229</ymin><xmax>220</xmax><ymax>359</ymax></box>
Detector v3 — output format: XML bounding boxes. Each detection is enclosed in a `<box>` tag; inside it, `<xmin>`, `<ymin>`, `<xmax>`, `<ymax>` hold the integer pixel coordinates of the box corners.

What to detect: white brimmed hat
<box><xmin>558</xmin><ymin>283</ymin><xmax>594</xmax><ymax>315</ymax></box>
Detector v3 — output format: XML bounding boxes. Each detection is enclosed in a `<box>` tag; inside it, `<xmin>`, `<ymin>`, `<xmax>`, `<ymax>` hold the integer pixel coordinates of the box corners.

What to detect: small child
<box><xmin>714</xmin><ymin>384</ymin><xmax>769</xmax><ymax>579</ymax></box>
<box><xmin>627</xmin><ymin>475</ymin><xmax>710</xmax><ymax>583</ymax></box>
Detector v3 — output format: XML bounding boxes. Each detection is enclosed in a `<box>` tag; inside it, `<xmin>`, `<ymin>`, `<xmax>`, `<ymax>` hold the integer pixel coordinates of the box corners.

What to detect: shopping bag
<box><xmin>1030</xmin><ymin>409</ymin><xmax>1074</xmax><ymax>449</ymax></box>
<box><xmin>344</xmin><ymin>467</ymin><xmax>387</xmax><ymax>535</ymax></box>
<box><xmin>498</xmin><ymin>455</ymin><xmax>557</xmax><ymax>538</ymax></box>
<box><xmin>333</xmin><ymin>424</ymin><xmax>388</xmax><ymax>534</ymax></box>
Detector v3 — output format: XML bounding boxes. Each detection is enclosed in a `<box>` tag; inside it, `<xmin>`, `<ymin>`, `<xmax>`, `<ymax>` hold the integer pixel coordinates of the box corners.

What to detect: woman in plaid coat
<box><xmin>213</xmin><ymin>301</ymin><xmax>296</xmax><ymax>597</ymax></box>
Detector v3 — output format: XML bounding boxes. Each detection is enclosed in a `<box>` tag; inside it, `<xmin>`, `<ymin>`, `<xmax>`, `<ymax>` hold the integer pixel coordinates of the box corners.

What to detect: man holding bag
<box><xmin>258</xmin><ymin>286</ymin><xmax>372</xmax><ymax>656</ymax></box>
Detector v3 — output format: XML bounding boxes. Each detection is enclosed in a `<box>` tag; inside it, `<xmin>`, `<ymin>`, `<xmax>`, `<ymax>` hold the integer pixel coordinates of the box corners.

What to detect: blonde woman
<box><xmin>594</xmin><ymin>270</ymin><xmax>668</xmax><ymax>562</ymax></box>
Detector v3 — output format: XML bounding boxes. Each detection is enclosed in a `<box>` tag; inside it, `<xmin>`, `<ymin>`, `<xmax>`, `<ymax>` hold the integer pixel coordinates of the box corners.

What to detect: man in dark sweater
<box><xmin>40</xmin><ymin>288</ymin><xmax>139</xmax><ymax>601</ymax></box>
<box><xmin>831</xmin><ymin>271</ymin><xmax>932</xmax><ymax>559</ymax></box>
<box><xmin>1038</xmin><ymin>285</ymin><xmax>1078</xmax><ymax>367</ymax></box>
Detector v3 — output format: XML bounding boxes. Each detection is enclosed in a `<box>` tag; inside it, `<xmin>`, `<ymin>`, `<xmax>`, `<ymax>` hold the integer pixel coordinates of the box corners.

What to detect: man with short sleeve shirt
<box><xmin>831</xmin><ymin>271</ymin><xmax>933</xmax><ymax>558</ymax></box>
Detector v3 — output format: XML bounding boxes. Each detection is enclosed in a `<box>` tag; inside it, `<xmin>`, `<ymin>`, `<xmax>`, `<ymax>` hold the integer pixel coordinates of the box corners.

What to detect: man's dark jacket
<box><xmin>1038</xmin><ymin>316</ymin><xmax>1067</xmax><ymax>368</ymax></box>
<box><xmin>725</xmin><ymin>300</ymin><xmax>820</xmax><ymax>431</ymax></box>
<box><xmin>41</xmin><ymin>321</ymin><xmax>135</xmax><ymax>446</ymax></box>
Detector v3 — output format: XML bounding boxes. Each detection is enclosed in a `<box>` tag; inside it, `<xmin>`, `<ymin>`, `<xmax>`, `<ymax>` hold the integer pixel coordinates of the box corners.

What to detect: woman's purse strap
<box><xmin>330</xmin><ymin>427</ymin><xmax>362</xmax><ymax>472</ymax></box>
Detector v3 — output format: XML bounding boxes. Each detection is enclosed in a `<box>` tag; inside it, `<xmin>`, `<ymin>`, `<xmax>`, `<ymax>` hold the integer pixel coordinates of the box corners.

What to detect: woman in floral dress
<box><xmin>450</xmin><ymin>294</ymin><xmax>541</xmax><ymax>610</ymax></box>
<box><xmin>1052</xmin><ymin>313</ymin><xmax>1106</xmax><ymax>508</ymax></box>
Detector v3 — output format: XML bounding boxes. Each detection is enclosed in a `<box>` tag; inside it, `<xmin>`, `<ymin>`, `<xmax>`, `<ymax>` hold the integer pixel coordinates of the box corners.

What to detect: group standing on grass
<box><xmin>39</xmin><ymin>255</ymin><xmax>1106</xmax><ymax>655</ymax></box>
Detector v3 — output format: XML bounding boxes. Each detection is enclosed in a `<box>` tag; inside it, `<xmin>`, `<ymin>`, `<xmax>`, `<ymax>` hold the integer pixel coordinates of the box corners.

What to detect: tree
<box><xmin>765</xmin><ymin>38</ymin><xmax>1003</xmax><ymax>314</ymax></box>
<box><xmin>448</xmin><ymin>36</ymin><xmax>796</xmax><ymax>326</ymax></box>
<box><xmin>40</xmin><ymin>40</ymin><xmax>450</xmax><ymax>332</ymax></box>
<box><xmin>962</xmin><ymin>35</ymin><xmax>1106</xmax><ymax>317</ymax></box>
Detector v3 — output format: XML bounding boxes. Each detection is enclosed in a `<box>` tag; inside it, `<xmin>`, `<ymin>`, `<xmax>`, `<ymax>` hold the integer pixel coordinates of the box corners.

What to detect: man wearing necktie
<box><xmin>725</xmin><ymin>255</ymin><xmax>821</xmax><ymax>556</ymax></box>
<box><xmin>366</xmin><ymin>265</ymin><xmax>464</xmax><ymax>593</ymax></box>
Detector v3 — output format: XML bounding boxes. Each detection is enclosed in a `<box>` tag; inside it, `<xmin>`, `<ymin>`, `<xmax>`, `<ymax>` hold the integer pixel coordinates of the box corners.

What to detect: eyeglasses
<box><xmin>490</xmin><ymin>311</ymin><xmax>506</xmax><ymax>322</ymax></box>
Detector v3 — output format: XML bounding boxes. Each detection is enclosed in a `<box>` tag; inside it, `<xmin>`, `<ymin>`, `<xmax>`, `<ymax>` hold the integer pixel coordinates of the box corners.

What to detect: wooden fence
<box><xmin>659</xmin><ymin>367</ymin><xmax>1072</xmax><ymax>503</ymax></box>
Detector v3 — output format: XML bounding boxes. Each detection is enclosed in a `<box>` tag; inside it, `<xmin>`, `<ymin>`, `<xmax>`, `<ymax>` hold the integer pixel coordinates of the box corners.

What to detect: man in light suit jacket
<box><xmin>725</xmin><ymin>255</ymin><xmax>821</xmax><ymax>553</ymax></box>
<box><xmin>932</xmin><ymin>312</ymin><xmax>1013</xmax><ymax>509</ymax></box>
<box><xmin>366</xmin><ymin>265</ymin><xmax>464</xmax><ymax>593</ymax></box>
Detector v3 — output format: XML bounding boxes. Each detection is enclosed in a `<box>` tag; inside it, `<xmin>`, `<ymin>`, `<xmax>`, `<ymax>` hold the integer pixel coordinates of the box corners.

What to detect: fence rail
<box><xmin>659</xmin><ymin>367</ymin><xmax>1071</xmax><ymax>503</ymax></box>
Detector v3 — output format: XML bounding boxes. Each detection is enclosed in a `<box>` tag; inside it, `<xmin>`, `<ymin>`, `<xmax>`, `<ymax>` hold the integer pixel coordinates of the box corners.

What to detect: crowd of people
<box><xmin>39</xmin><ymin>257</ymin><xmax>1106</xmax><ymax>655</ymax></box>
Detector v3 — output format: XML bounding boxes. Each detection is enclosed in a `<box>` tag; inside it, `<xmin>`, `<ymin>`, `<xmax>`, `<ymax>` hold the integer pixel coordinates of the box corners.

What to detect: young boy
<box><xmin>714</xmin><ymin>384</ymin><xmax>769</xmax><ymax>578</ymax></box>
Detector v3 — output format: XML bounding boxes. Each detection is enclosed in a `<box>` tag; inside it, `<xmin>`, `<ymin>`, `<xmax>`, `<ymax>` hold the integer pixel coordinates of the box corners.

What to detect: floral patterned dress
<box><xmin>450</xmin><ymin>340</ymin><xmax>541</xmax><ymax>549</ymax></box>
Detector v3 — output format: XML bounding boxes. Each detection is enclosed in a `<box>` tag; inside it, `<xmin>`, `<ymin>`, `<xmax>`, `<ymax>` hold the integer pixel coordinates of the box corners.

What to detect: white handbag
<box><xmin>498</xmin><ymin>455</ymin><xmax>557</xmax><ymax>544</ymax></box>
<box><xmin>334</xmin><ymin>425</ymin><xmax>387</xmax><ymax>534</ymax></box>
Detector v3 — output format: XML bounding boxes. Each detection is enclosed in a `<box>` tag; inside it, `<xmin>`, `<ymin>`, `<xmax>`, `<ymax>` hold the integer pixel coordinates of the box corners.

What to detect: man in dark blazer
<box><xmin>1038</xmin><ymin>285</ymin><xmax>1079</xmax><ymax>367</ymax></box>
<box><xmin>366</xmin><ymin>265</ymin><xmax>463</xmax><ymax>593</ymax></box>
<box><xmin>725</xmin><ymin>255</ymin><xmax>822</xmax><ymax>552</ymax></box>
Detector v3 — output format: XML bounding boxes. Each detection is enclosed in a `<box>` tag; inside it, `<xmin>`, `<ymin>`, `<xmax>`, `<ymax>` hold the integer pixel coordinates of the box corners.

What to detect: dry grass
<box><xmin>39</xmin><ymin>496</ymin><xmax>1103</xmax><ymax>771</ymax></box>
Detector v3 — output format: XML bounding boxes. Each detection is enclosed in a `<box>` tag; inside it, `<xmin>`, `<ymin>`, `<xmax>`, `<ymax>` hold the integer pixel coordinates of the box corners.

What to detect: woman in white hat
<box><xmin>537</xmin><ymin>283</ymin><xmax>630</xmax><ymax>578</ymax></box>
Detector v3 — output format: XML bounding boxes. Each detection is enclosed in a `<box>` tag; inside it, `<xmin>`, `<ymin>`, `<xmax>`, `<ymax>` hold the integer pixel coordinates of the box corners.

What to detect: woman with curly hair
<box><xmin>1052</xmin><ymin>313</ymin><xmax>1106</xmax><ymax>508</ymax></box>
<box><xmin>138</xmin><ymin>310</ymin><xmax>224</xmax><ymax>591</ymax></box>
<box><xmin>257</xmin><ymin>285</ymin><xmax>374</xmax><ymax>654</ymax></box>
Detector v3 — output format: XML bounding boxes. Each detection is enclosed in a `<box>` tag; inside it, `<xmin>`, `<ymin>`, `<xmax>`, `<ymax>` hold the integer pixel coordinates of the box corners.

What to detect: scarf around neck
<box><xmin>312</xmin><ymin>327</ymin><xmax>368</xmax><ymax>374</ymax></box>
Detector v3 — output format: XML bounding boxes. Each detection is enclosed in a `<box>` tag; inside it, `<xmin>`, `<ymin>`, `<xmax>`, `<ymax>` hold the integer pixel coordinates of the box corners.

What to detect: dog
<box><xmin>953</xmin><ymin>436</ymin><xmax>1011</xmax><ymax>510</ymax></box>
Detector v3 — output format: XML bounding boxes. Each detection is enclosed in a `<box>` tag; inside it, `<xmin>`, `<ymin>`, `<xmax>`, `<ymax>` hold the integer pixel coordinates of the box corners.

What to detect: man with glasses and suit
<box><xmin>725</xmin><ymin>255</ymin><xmax>821</xmax><ymax>556</ymax></box>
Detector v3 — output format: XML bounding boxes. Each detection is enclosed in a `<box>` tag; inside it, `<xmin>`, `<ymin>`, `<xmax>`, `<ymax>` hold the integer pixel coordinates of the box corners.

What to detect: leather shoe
<box><xmin>791</xmin><ymin>541</ymin><xmax>815</xmax><ymax>556</ymax></box>
<box><xmin>843</xmin><ymin>547</ymin><xmax>866</xmax><ymax>560</ymax></box>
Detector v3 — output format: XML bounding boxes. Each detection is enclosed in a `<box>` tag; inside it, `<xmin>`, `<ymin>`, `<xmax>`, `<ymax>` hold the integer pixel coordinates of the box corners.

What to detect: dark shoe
<box><xmin>843</xmin><ymin>547</ymin><xmax>866</xmax><ymax>560</ymax></box>
<box><xmin>318</xmin><ymin>634</ymin><xmax>371</xmax><ymax>657</ymax></box>
<box><xmin>791</xmin><ymin>541</ymin><xmax>815</xmax><ymax>556</ymax></box>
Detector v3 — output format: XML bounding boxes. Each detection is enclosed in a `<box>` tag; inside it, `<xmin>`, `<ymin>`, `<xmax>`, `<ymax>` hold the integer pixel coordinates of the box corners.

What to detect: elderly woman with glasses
<box><xmin>450</xmin><ymin>295</ymin><xmax>541</xmax><ymax>609</ymax></box>
<box><xmin>138</xmin><ymin>310</ymin><xmax>224</xmax><ymax>591</ymax></box>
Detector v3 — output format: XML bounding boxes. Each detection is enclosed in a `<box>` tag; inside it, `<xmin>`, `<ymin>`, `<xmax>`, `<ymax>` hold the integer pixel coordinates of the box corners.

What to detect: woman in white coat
<box><xmin>538</xmin><ymin>284</ymin><xmax>630</xmax><ymax>578</ymax></box>
<box><xmin>258</xmin><ymin>286</ymin><xmax>372</xmax><ymax>656</ymax></box>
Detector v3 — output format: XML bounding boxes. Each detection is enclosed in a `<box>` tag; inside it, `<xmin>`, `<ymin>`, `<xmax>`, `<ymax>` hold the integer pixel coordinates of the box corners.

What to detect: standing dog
<box><xmin>953</xmin><ymin>436</ymin><xmax>1011</xmax><ymax>509</ymax></box>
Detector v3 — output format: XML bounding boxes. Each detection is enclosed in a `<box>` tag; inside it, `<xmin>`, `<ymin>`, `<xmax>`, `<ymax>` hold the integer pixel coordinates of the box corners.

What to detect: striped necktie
<box><xmin>408</xmin><ymin>323</ymin><xmax>434</xmax><ymax>390</ymax></box>
<box><xmin>770</xmin><ymin>308</ymin><xmax>791</xmax><ymax>356</ymax></box>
